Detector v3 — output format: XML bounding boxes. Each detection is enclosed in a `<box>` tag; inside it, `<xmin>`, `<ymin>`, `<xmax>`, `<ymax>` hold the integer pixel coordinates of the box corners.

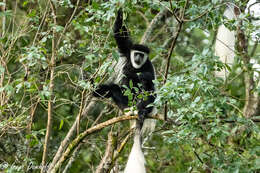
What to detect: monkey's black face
<box><xmin>130</xmin><ymin>50</ymin><xmax>148</xmax><ymax>69</ymax></box>
<box><xmin>134</xmin><ymin>52</ymin><xmax>144</xmax><ymax>64</ymax></box>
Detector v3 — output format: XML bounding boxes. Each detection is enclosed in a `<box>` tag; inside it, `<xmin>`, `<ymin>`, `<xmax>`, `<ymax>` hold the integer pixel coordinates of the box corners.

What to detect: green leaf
<box><xmin>129</xmin><ymin>80</ymin><xmax>133</xmax><ymax>89</ymax></box>
<box><xmin>194</xmin><ymin>96</ymin><xmax>200</xmax><ymax>103</ymax></box>
<box><xmin>53</xmin><ymin>25</ymin><xmax>64</xmax><ymax>32</ymax></box>
<box><xmin>212</xmin><ymin>0</ymin><xmax>218</xmax><ymax>4</ymax></box>
<box><xmin>112</xmin><ymin>50</ymin><xmax>119</xmax><ymax>61</ymax></box>
<box><xmin>22</xmin><ymin>1</ymin><xmax>29</xmax><ymax>7</ymax></box>
<box><xmin>59</xmin><ymin>119</ymin><xmax>64</xmax><ymax>130</ymax></box>
<box><xmin>0</xmin><ymin>10</ymin><xmax>12</xmax><ymax>17</ymax></box>
<box><xmin>254</xmin><ymin>158</ymin><xmax>260</xmax><ymax>169</ymax></box>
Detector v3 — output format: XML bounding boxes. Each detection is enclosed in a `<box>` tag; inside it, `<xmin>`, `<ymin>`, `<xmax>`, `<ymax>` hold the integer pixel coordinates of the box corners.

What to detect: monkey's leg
<box><xmin>137</xmin><ymin>95</ymin><xmax>155</xmax><ymax>128</ymax></box>
<box><xmin>109</xmin><ymin>84</ymin><xmax>129</xmax><ymax>109</ymax></box>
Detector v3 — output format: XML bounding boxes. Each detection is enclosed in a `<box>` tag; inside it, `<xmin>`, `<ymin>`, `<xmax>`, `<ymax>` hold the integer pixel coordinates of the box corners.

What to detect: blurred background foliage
<box><xmin>0</xmin><ymin>0</ymin><xmax>259</xmax><ymax>172</ymax></box>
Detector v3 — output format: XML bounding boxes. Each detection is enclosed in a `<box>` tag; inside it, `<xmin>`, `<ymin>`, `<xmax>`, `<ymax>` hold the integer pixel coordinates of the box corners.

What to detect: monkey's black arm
<box><xmin>113</xmin><ymin>9</ymin><xmax>133</xmax><ymax>56</ymax></box>
<box><xmin>93</xmin><ymin>84</ymin><xmax>128</xmax><ymax>109</ymax></box>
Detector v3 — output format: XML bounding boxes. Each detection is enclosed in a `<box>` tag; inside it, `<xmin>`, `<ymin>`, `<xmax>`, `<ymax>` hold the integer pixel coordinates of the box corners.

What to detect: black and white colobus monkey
<box><xmin>93</xmin><ymin>9</ymin><xmax>156</xmax><ymax>173</ymax></box>
<box><xmin>93</xmin><ymin>9</ymin><xmax>156</xmax><ymax>127</ymax></box>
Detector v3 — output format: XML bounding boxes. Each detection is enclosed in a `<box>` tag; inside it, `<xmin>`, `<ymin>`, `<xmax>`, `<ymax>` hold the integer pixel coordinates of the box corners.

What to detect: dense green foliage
<box><xmin>0</xmin><ymin>0</ymin><xmax>259</xmax><ymax>173</ymax></box>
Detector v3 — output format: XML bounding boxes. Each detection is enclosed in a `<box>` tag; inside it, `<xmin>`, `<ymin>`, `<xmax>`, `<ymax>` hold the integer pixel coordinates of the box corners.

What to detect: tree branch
<box><xmin>50</xmin><ymin>114</ymin><xmax>138</xmax><ymax>173</ymax></box>
<box><xmin>162</xmin><ymin>0</ymin><xmax>188</xmax><ymax>120</ymax></box>
<box><xmin>41</xmin><ymin>1</ymin><xmax>57</xmax><ymax>172</ymax></box>
<box><xmin>95</xmin><ymin>130</ymin><xmax>116</xmax><ymax>173</ymax></box>
<box><xmin>140</xmin><ymin>8</ymin><xmax>171</xmax><ymax>45</ymax></box>
<box><xmin>56</xmin><ymin>0</ymin><xmax>80</xmax><ymax>48</ymax></box>
<box><xmin>47</xmin><ymin>96</ymin><xmax>95</xmax><ymax>172</ymax></box>
<box><xmin>1</xmin><ymin>0</ymin><xmax>6</xmax><ymax>36</ymax></box>
<box><xmin>236</xmin><ymin>7</ymin><xmax>259</xmax><ymax>117</ymax></box>
<box><xmin>62</xmin><ymin>143</ymin><xmax>82</xmax><ymax>173</ymax></box>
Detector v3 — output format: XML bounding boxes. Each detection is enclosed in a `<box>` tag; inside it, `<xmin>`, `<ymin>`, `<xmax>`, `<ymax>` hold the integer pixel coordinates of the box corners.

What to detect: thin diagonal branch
<box><xmin>162</xmin><ymin>0</ymin><xmax>188</xmax><ymax>120</ymax></box>
<box><xmin>41</xmin><ymin>1</ymin><xmax>57</xmax><ymax>172</ymax></box>
<box><xmin>95</xmin><ymin>130</ymin><xmax>116</xmax><ymax>173</ymax></box>
<box><xmin>163</xmin><ymin>21</ymin><xmax>183</xmax><ymax>84</ymax></box>
<box><xmin>56</xmin><ymin>0</ymin><xmax>80</xmax><ymax>48</ymax></box>
<box><xmin>62</xmin><ymin>143</ymin><xmax>82</xmax><ymax>173</ymax></box>
<box><xmin>140</xmin><ymin>8</ymin><xmax>171</xmax><ymax>44</ymax></box>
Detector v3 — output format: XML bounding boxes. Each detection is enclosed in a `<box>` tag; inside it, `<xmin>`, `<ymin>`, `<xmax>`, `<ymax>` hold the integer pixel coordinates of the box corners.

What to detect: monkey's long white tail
<box><xmin>124</xmin><ymin>128</ymin><xmax>146</xmax><ymax>173</ymax></box>
<box><xmin>215</xmin><ymin>5</ymin><xmax>236</xmax><ymax>79</ymax></box>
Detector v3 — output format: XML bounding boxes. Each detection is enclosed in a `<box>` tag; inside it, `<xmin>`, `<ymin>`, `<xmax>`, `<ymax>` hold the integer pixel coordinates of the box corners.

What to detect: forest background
<box><xmin>0</xmin><ymin>0</ymin><xmax>259</xmax><ymax>173</ymax></box>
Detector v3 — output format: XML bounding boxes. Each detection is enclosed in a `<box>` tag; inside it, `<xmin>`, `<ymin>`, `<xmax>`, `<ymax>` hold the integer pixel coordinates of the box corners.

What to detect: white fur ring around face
<box><xmin>130</xmin><ymin>50</ymin><xmax>148</xmax><ymax>69</ymax></box>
